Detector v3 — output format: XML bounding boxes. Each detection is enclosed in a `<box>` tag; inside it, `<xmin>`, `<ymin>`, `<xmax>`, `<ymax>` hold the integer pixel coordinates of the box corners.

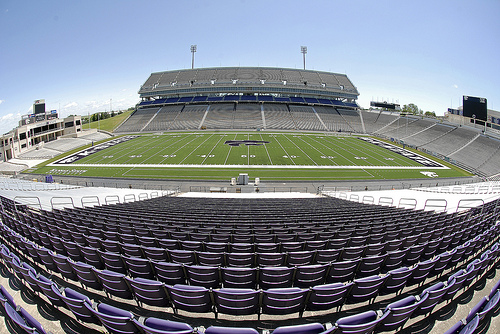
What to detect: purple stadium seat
<box><xmin>213</xmin><ymin>288</ymin><xmax>260</xmax><ymax>318</ymax></box>
<box><xmin>85</xmin><ymin>302</ymin><xmax>139</xmax><ymax>334</ymax></box>
<box><xmin>205</xmin><ymin>326</ymin><xmax>259</xmax><ymax>334</ymax></box>
<box><xmin>133</xmin><ymin>317</ymin><xmax>198</xmax><ymax>334</ymax></box>
<box><xmin>334</xmin><ymin>309</ymin><xmax>388</xmax><ymax>334</ymax></box>
<box><xmin>271</xmin><ymin>322</ymin><xmax>325</xmax><ymax>334</ymax></box>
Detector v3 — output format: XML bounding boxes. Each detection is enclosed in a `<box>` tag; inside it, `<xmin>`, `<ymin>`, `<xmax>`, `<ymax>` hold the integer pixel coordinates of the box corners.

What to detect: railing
<box><xmin>189</xmin><ymin>185</ymin><xmax>309</xmax><ymax>193</ymax></box>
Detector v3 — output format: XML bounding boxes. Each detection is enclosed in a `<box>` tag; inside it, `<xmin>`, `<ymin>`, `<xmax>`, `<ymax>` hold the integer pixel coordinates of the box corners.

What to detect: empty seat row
<box><xmin>2</xmin><ymin>228</ymin><xmax>499</xmax><ymax>334</ymax></box>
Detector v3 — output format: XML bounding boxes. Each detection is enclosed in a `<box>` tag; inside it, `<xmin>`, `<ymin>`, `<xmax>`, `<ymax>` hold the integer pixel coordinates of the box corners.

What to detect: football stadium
<box><xmin>1</xmin><ymin>66</ymin><xmax>500</xmax><ymax>334</ymax></box>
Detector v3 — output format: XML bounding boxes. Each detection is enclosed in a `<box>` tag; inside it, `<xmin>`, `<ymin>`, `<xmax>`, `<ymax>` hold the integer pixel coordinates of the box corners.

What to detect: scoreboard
<box><xmin>463</xmin><ymin>96</ymin><xmax>487</xmax><ymax>121</ymax></box>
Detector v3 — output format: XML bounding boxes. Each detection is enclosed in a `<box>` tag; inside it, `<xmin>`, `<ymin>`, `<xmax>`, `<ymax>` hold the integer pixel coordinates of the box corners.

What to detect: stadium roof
<box><xmin>138</xmin><ymin>67</ymin><xmax>359</xmax><ymax>101</ymax></box>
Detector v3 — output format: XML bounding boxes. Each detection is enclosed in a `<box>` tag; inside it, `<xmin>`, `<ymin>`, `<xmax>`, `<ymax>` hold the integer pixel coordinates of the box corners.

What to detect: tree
<box><xmin>401</xmin><ymin>103</ymin><xmax>422</xmax><ymax>115</ymax></box>
<box><xmin>424</xmin><ymin>111</ymin><xmax>436</xmax><ymax>117</ymax></box>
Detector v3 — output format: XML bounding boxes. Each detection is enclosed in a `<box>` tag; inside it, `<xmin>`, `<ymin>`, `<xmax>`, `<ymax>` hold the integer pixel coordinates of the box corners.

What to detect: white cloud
<box><xmin>0</xmin><ymin>99</ymin><xmax>4</xmax><ymax>105</ymax></box>
<box><xmin>0</xmin><ymin>113</ymin><xmax>22</xmax><ymax>135</ymax></box>
<box><xmin>64</xmin><ymin>102</ymin><xmax>78</xmax><ymax>108</ymax></box>
<box><xmin>453</xmin><ymin>84</ymin><xmax>458</xmax><ymax>89</ymax></box>
<box><xmin>1</xmin><ymin>113</ymin><xmax>15</xmax><ymax>120</ymax></box>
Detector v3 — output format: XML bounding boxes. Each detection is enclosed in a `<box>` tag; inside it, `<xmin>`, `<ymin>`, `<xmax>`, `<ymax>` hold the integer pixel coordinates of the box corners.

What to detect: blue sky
<box><xmin>1</xmin><ymin>0</ymin><xmax>499</xmax><ymax>134</ymax></box>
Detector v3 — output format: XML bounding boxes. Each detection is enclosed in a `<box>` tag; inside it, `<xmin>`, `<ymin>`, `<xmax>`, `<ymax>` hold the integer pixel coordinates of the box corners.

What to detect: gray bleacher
<box><xmin>377</xmin><ymin>116</ymin><xmax>420</xmax><ymax>137</ymax></box>
<box><xmin>142</xmin><ymin>105</ymin><xmax>183</xmax><ymax>132</ymax></box>
<box><xmin>171</xmin><ymin>105</ymin><xmax>207</xmax><ymax>130</ymax></box>
<box><xmin>79</xmin><ymin>131</ymin><xmax>112</xmax><ymax>142</ymax></box>
<box><xmin>115</xmin><ymin>107</ymin><xmax>159</xmax><ymax>133</ymax></box>
<box><xmin>361</xmin><ymin>110</ymin><xmax>399</xmax><ymax>134</ymax></box>
<box><xmin>233</xmin><ymin>103</ymin><xmax>264</xmax><ymax>129</ymax></box>
<box><xmin>263</xmin><ymin>104</ymin><xmax>295</xmax><ymax>130</ymax></box>
<box><xmin>402</xmin><ymin>123</ymin><xmax>455</xmax><ymax>147</ymax></box>
<box><xmin>315</xmin><ymin>106</ymin><xmax>351</xmax><ymax>132</ymax></box>
<box><xmin>18</xmin><ymin>147</ymin><xmax>60</xmax><ymax>159</ymax></box>
<box><xmin>477</xmin><ymin>145</ymin><xmax>500</xmax><ymax>176</ymax></box>
<box><xmin>289</xmin><ymin>105</ymin><xmax>325</xmax><ymax>131</ymax></box>
<box><xmin>202</xmin><ymin>104</ymin><xmax>234</xmax><ymax>129</ymax></box>
<box><xmin>336</xmin><ymin>108</ymin><xmax>363</xmax><ymax>133</ymax></box>
<box><xmin>43</xmin><ymin>138</ymin><xmax>90</xmax><ymax>152</ymax></box>
<box><xmin>449</xmin><ymin>135</ymin><xmax>500</xmax><ymax>170</ymax></box>
<box><xmin>421</xmin><ymin>127</ymin><xmax>478</xmax><ymax>156</ymax></box>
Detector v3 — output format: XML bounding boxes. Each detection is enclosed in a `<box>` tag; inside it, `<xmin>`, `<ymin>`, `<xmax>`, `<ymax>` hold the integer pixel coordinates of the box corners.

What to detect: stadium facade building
<box><xmin>1</xmin><ymin>100</ymin><xmax>82</xmax><ymax>161</ymax></box>
<box><xmin>138</xmin><ymin>67</ymin><xmax>359</xmax><ymax>105</ymax></box>
<box><xmin>116</xmin><ymin>67</ymin><xmax>360</xmax><ymax>133</ymax></box>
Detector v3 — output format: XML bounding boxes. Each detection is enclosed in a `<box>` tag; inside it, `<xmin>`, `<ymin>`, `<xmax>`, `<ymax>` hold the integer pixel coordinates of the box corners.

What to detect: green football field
<box><xmin>31</xmin><ymin>132</ymin><xmax>471</xmax><ymax>181</ymax></box>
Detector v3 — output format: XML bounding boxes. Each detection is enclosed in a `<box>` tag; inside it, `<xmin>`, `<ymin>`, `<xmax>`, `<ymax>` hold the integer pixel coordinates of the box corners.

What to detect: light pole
<box><xmin>191</xmin><ymin>45</ymin><xmax>197</xmax><ymax>69</ymax></box>
<box><xmin>301</xmin><ymin>46</ymin><xmax>307</xmax><ymax>70</ymax></box>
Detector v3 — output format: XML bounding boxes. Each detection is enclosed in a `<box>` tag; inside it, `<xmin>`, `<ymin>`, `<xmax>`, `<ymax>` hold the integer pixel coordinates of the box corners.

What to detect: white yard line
<box><xmin>47</xmin><ymin>163</ymin><xmax>450</xmax><ymax>169</ymax></box>
<box><xmin>283</xmin><ymin>134</ymin><xmax>318</xmax><ymax>165</ymax></box>
<box><xmin>179</xmin><ymin>134</ymin><xmax>215</xmax><ymax>164</ymax></box>
<box><xmin>259</xmin><ymin>133</ymin><xmax>273</xmax><ymax>165</ymax></box>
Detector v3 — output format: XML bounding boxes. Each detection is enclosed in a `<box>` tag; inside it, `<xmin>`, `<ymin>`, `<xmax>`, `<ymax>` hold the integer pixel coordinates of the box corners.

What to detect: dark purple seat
<box><xmin>413</xmin><ymin>281</ymin><xmax>450</xmax><ymax>317</ymax></box>
<box><xmin>196</xmin><ymin>251</ymin><xmax>225</xmax><ymax>267</ymax></box>
<box><xmin>92</xmin><ymin>269</ymin><xmax>134</xmax><ymax>300</ymax></box>
<box><xmin>406</xmin><ymin>257</ymin><xmax>438</xmax><ymax>287</ymax></box>
<box><xmin>167</xmin><ymin>284</ymin><xmax>213</xmax><ymax>314</ymax></box>
<box><xmin>442</xmin><ymin>269</ymin><xmax>468</xmax><ymax>302</ymax></box>
<box><xmin>259</xmin><ymin>266</ymin><xmax>294</xmax><ymax>289</ymax></box>
<box><xmin>261</xmin><ymin>287</ymin><xmax>308</xmax><ymax>317</ymax></box>
<box><xmin>124</xmin><ymin>256</ymin><xmax>155</xmax><ymax>279</ymax></box>
<box><xmin>334</xmin><ymin>309</ymin><xmax>388</xmax><ymax>334</ymax></box>
<box><xmin>383</xmin><ymin>248</ymin><xmax>408</xmax><ymax>272</ymax></box>
<box><xmin>221</xmin><ymin>267</ymin><xmax>257</xmax><ymax>289</ymax></box>
<box><xmin>5</xmin><ymin>303</ymin><xmax>49</xmax><ymax>334</ymax></box>
<box><xmin>31</xmin><ymin>273</ymin><xmax>66</xmax><ymax>307</ymax></box>
<box><xmin>185</xmin><ymin>265</ymin><xmax>220</xmax><ymax>288</ymax></box>
<box><xmin>133</xmin><ymin>317</ymin><xmax>198</xmax><ymax>334</ymax></box>
<box><xmin>52</xmin><ymin>286</ymin><xmax>99</xmax><ymax>324</ymax></box>
<box><xmin>213</xmin><ymin>288</ymin><xmax>260</xmax><ymax>318</ymax></box>
<box><xmin>256</xmin><ymin>252</ymin><xmax>286</xmax><ymax>267</ymax></box>
<box><xmin>326</xmin><ymin>259</ymin><xmax>360</xmax><ymax>283</ymax></box>
<box><xmin>466</xmin><ymin>289</ymin><xmax>499</xmax><ymax>327</ymax></box>
<box><xmin>85</xmin><ymin>302</ymin><xmax>139</xmax><ymax>334</ymax></box>
<box><xmin>294</xmin><ymin>264</ymin><xmax>328</xmax><ymax>288</ymax></box>
<box><xmin>205</xmin><ymin>326</ymin><xmax>259</xmax><ymax>334</ymax></box>
<box><xmin>226</xmin><ymin>252</ymin><xmax>255</xmax><ymax>267</ymax></box>
<box><xmin>378</xmin><ymin>295</ymin><xmax>426</xmax><ymax>331</ymax></box>
<box><xmin>379</xmin><ymin>267</ymin><xmax>413</xmax><ymax>296</ymax></box>
<box><xmin>98</xmin><ymin>250</ymin><xmax>128</xmax><ymax>274</ymax></box>
<box><xmin>287</xmin><ymin>251</ymin><xmax>314</xmax><ymax>267</ymax></box>
<box><xmin>49</xmin><ymin>251</ymin><xmax>78</xmax><ymax>281</ymax></box>
<box><xmin>347</xmin><ymin>275</ymin><xmax>386</xmax><ymax>304</ymax></box>
<box><xmin>125</xmin><ymin>277</ymin><xmax>169</xmax><ymax>307</ymax></box>
<box><xmin>356</xmin><ymin>254</ymin><xmax>387</xmax><ymax>278</ymax></box>
<box><xmin>142</xmin><ymin>246</ymin><xmax>168</xmax><ymax>262</ymax></box>
<box><xmin>256</xmin><ymin>243</ymin><xmax>280</xmax><ymax>253</ymax></box>
<box><xmin>315</xmin><ymin>248</ymin><xmax>341</xmax><ymax>264</ymax></box>
<box><xmin>121</xmin><ymin>243</ymin><xmax>144</xmax><ymax>258</ymax></box>
<box><xmin>431</xmin><ymin>250</ymin><xmax>455</xmax><ymax>277</ymax></box>
<box><xmin>271</xmin><ymin>322</ymin><xmax>325</xmax><ymax>334</ymax></box>
<box><xmin>340</xmin><ymin>246</ymin><xmax>366</xmax><ymax>261</ymax></box>
<box><xmin>168</xmin><ymin>249</ymin><xmax>196</xmax><ymax>265</ymax></box>
<box><xmin>0</xmin><ymin>284</ymin><xmax>16</xmax><ymax>308</ymax></box>
<box><xmin>458</xmin><ymin>315</ymin><xmax>479</xmax><ymax>334</ymax></box>
<box><xmin>404</xmin><ymin>243</ymin><xmax>425</xmax><ymax>266</ymax></box>
<box><xmin>153</xmin><ymin>261</ymin><xmax>186</xmax><ymax>285</ymax></box>
<box><xmin>306</xmin><ymin>282</ymin><xmax>353</xmax><ymax>312</ymax></box>
<box><xmin>68</xmin><ymin>261</ymin><xmax>103</xmax><ymax>290</ymax></box>
<box><xmin>61</xmin><ymin>239</ymin><xmax>83</xmax><ymax>261</ymax></box>
<box><xmin>79</xmin><ymin>245</ymin><xmax>105</xmax><ymax>269</ymax></box>
<box><xmin>34</xmin><ymin>246</ymin><xmax>59</xmax><ymax>272</ymax></box>
<box><xmin>10</xmin><ymin>258</ymin><xmax>41</xmax><ymax>293</ymax></box>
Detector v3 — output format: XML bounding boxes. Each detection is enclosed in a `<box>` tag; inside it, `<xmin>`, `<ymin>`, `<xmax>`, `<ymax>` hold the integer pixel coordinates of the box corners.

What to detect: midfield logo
<box><xmin>225</xmin><ymin>140</ymin><xmax>270</xmax><ymax>147</ymax></box>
